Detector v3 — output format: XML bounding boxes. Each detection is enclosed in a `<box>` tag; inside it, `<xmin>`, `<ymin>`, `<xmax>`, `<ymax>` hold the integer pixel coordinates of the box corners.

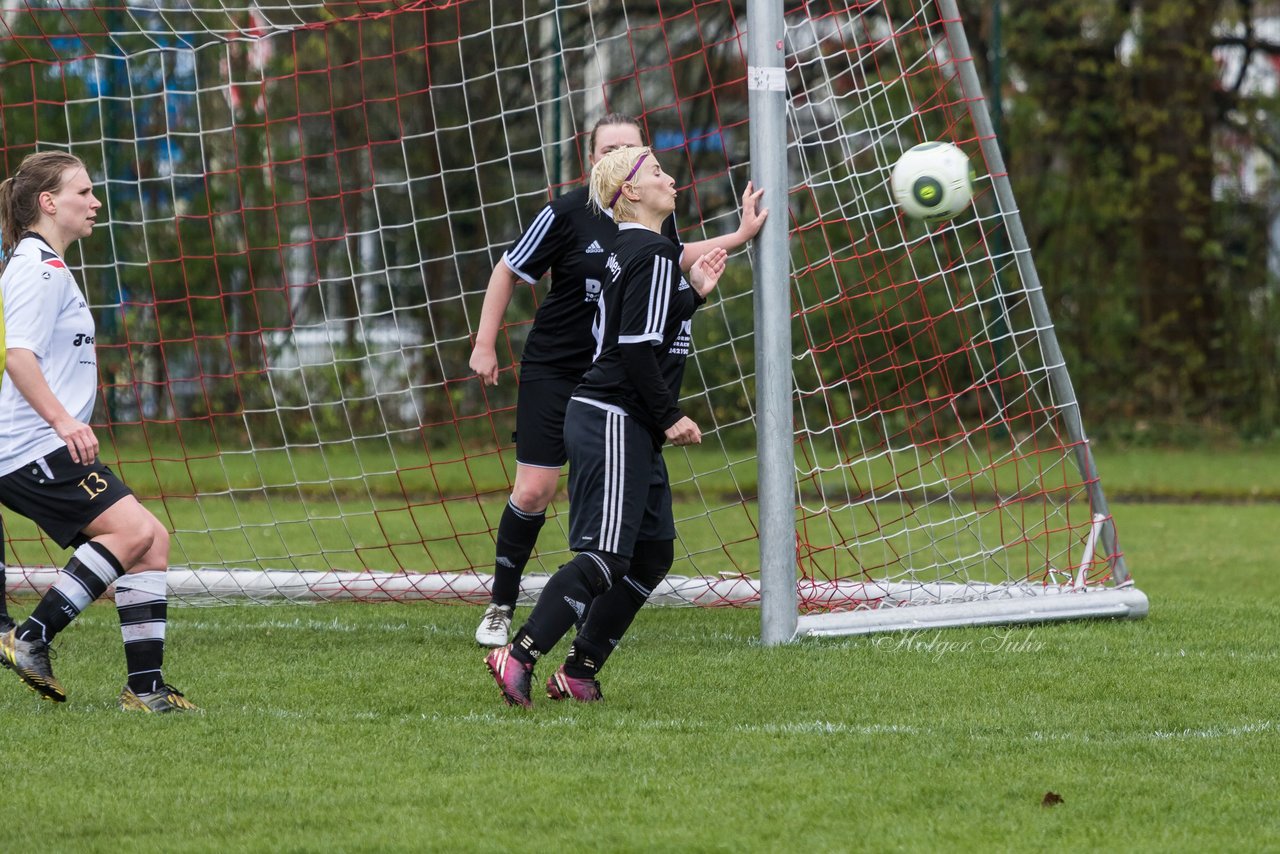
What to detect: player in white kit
<box><xmin>0</xmin><ymin>151</ymin><xmax>197</xmax><ymax>711</ymax></box>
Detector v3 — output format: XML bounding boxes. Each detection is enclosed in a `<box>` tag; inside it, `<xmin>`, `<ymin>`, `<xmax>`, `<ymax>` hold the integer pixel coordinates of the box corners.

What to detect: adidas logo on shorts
<box><xmin>585</xmin><ymin>240</ymin><xmax>604</xmax><ymax>254</ymax></box>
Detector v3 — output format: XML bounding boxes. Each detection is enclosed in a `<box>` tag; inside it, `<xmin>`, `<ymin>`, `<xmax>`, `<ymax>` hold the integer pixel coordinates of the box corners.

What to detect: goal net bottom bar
<box><xmin>795</xmin><ymin>584</ymin><xmax>1149</xmax><ymax>638</ymax></box>
<box><xmin>6</xmin><ymin>566</ymin><xmax>763</xmax><ymax>606</ymax></box>
<box><xmin>7</xmin><ymin>567</ymin><xmax>1148</xmax><ymax>637</ymax></box>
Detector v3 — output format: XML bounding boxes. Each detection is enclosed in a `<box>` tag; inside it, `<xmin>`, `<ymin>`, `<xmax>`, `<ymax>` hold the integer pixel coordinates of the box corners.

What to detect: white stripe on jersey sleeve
<box><xmin>619</xmin><ymin>255</ymin><xmax>672</xmax><ymax>346</ymax></box>
<box><xmin>503</xmin><ymin>206</ymin><xmax>557</xmax><ymax>279</ymax></box>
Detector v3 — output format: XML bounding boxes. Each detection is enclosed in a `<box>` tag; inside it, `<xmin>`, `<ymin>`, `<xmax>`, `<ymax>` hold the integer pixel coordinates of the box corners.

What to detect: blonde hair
<box><xmin>0</xmin><ymin>151</ymin><xmax>86</xmax><ymax>257</ymax></box>
<box><xmin>589</xmin><ymin>145</ymin><xmax>653</xmax><ymax>224</ymax></box>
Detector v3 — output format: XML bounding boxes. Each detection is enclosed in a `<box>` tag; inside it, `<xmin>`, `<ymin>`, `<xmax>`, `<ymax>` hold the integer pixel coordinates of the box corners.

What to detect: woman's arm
<box><xmin>5</xmin><ymin>348</ymin><xmax>98</xmax><ymax>464</ymax></box>
<box><xmin>468</xmin><ymin>258</ymin><xmax>522</xmax><ymax>386</ymax></box>
<box><xmin>678</xmin><ymin>181</ymin><xmax>768</xmax><ymax>271</ymax></box>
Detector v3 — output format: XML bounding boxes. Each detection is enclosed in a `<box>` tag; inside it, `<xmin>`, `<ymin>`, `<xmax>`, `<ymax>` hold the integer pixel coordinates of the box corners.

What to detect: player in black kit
<box><xmin>486</xmin><ymin>145</ymin><xmax>728</xmax><ymax>706</ymax></box>
<box><xmin>470</xmin><ymin>114</ymin><xmax>766</xmax><ymax>647</ymax></box>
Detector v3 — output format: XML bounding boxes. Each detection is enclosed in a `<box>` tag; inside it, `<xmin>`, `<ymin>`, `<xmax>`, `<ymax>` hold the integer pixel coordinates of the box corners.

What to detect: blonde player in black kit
<box><xmin>486</xmin><ymin>145</ymin><xmax>728</xmax><ymax>706</ymax></box>
<box><xmin>470</xmin><ymin>114</ymin><xmax>765</xmax><ymax>647</ymax></box>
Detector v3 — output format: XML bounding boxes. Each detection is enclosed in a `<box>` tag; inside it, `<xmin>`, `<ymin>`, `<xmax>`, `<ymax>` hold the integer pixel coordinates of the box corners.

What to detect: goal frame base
<box><xmin>6</xmin><ymin>567</ymin><xmax>1147</xmax><ymax>641</ymax></box>
<box><xmin>795</xmin><ymin>584</ymin><xmax>1149</xmax><ymax>638</ymax></box>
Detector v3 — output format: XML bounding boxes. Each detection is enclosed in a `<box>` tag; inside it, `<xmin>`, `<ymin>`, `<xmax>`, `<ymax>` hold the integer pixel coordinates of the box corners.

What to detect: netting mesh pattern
<box><xmin>784</xmin><ymin>3</ymin><xmax>1119</xmax><ymax>610</ymax></box>
<box><xmin>0</xmin><ymin>0</ymin><xmax>1120</xmax><ymax>609</ymax></box>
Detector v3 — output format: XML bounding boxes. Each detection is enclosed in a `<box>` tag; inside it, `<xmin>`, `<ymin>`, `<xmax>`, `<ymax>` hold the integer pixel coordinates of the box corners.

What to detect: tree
<box><xmin>963</xmin><ymin>0</ymin><xmax>1279</xmax><ymax>434</ymax></box>
<box><xmin>1130</xmin><ymin>1</ymin><xmax>1221</xmax><ymax>409</ymax></box>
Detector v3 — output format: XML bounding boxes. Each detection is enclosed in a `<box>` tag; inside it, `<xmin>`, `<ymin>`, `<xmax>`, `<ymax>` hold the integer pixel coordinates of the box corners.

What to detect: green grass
<box><xmin>1092</xmin><ymin>443</ymin><xmax>1280</xmax><ymax>499</ymax></box>
<box><xmin>12</xmin><ymin>439</ymin><xmax>1262</xmax><ymax>581</ymax></box>
<box><xmin>99</xmin><ymin>437</ymin><xmax>1280</xmax><ymax>502</ymax></box>
<box><xmin>2</xmin><ymin>496</ymin><xmax>1278</xmax><ymax>851</ymax></box>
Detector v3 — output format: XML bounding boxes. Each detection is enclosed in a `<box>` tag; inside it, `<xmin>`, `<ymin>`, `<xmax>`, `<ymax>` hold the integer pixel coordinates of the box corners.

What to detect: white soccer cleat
<box><xmin>475</xmin><ymin>604</ymin><xmax>513</xmax><ymax>648</ymax></box>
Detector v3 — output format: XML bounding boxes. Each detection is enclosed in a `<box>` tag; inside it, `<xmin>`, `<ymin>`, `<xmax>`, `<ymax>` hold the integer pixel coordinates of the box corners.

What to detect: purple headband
<box><xmin>608</xmin><ymin>152</ymin><xmax>649</xmax><ymax>208</ymax></box>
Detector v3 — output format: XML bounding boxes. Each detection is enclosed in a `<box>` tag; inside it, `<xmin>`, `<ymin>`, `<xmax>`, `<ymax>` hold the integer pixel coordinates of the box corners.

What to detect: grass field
<box><xmin>2</xmin><ymin>450</ymin><xmax>1279</xmax><ymax>851</ymax></box>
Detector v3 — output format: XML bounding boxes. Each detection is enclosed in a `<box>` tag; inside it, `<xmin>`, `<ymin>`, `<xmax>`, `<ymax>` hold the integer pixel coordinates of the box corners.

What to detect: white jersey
<box><xmin>0</xmin><ymin>234</ymin><xmax>98</xmax><ymax>476</ymax></box>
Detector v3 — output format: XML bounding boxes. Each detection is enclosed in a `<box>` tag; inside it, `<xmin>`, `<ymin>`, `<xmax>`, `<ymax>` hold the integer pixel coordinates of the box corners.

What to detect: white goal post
<box><xmin>752</xmin><ymin>0</ymin><xmax>1146</xmax><ymax>641</ymax></box>
<box><xmin>0</xmin><ymin>0</ymin><xmax>1146</xmax><ymax>641</ymax></box>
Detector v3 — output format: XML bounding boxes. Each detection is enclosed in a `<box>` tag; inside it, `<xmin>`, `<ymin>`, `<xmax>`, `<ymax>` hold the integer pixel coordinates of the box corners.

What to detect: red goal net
<box><xmin>1</xmin><ymin>1</ymin><xmax>1134</xmax><ymax>625</ymax></box>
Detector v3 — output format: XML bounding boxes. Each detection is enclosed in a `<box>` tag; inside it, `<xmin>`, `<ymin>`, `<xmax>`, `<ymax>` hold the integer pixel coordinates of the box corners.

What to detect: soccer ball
<box><xmin>890</xmin><ymin>141</ymin><xmax>974</xmax><ymax>222</ymax></box>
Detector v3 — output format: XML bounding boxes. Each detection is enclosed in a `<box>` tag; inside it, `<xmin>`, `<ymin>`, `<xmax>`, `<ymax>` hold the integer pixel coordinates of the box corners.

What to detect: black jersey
<box><xmin>502</xmin><ymin>186</ymin><xmax>681</xmax><ymax>383</ymax></box>
<box><xmin>573</xmin><ymin>222</ymin><xmax>705</xmax><ymax>445</ymax></box>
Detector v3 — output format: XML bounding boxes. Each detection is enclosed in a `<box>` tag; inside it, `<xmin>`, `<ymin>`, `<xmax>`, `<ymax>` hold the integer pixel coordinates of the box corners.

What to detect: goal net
<box><xmin>0</xmin><ymin>0</ymin><xmax>1145</xmax><ymax>635</ymax></box>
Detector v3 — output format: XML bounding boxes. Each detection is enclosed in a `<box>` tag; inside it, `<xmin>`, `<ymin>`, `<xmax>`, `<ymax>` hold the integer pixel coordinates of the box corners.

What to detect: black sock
<box><xmin>510</xmin><ymin>552</ymin><xmax>621</xmax><ymax>665</ymax></box>
<box><xmin>564</xmin><ymin>540</ymin><xmax>671</xmax><ymax>679</ymax></box>
<box><xmin>564</xmin><ymin>574</ymin><xmax>651</xmax><ymax>678</ymax></box>
<box><xmin>563</xmin><ymin>635</ymin><xmax>610</xmax><ymax>679</ymax></box>
<box><xmin>18</xmin><ymin>542</ymin><xmax>124</xmax><ymax>643</ymax></box>
<box><xmin>490</xmin><ymin>500</ymin><xmax>546</xmax><ymax>607</ymax></box>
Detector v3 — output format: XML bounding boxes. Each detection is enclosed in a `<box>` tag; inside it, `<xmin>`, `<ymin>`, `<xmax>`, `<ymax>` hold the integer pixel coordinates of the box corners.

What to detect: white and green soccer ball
<box><xmin>890</xmin><ymin>141</ymin><xmax>974</xmax><ymax>222</ymax></box>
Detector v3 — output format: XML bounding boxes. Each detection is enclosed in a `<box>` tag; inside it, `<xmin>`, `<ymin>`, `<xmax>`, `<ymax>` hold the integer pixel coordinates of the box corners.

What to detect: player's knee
<box><xmin>573</xmin><ymin>550</ymin><xmax>629</xmax><ymax>595</ymax></box>
<box><xmin>629</xmin><ymin>539</ymin><xmax>674</xmax><ymax>590</ymax></box>
<box><xmin>140</xmin><ymin>517</ymin><xmax>171</xmax><ymax>569</ymax></box>
<box><xmin>109</xmin><ymin>509</ymin><xmax>161</xmax><ymax>566</ymax></box>
<box><xmin>111</xmin><ymin>530</ymin><xmax>154</xmax><ymax>567</ymax></box>
<box><xmin>511</xmin><ymin>472</ymin><xmax>558</xmax><ymax>513</ymax></box>
<box><xmin>510</xmin><ymin>488</ymin><xmax>553</xmax><ymax>515</ymax></box>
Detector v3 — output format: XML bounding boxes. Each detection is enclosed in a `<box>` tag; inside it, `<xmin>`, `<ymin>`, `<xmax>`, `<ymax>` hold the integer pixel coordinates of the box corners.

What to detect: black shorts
<box><xmin>514</xmin><ymin>376</ymin><xmax>578</xmax><ymax>468</ymax></box>
<box><xmin>0</xmin><ymin>447</ymin><xmax>134</xmax><ymax>548</ymax></box>
<box><xmin>564</xmin><ymin>398</ymin><xmax>675</xmax><ymax>558</ymax></box>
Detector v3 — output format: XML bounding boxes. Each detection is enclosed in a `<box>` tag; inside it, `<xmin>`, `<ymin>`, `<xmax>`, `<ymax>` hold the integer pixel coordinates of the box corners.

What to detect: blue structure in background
<box><xmin>48</xmin><ymin>29</ymin><xmax>200</xmax><ymax>209</ymax></box>
<box><xmin>653</xmin><ymin>127</ymin><xmax>725</xmax><ymax>154</ymax></box>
